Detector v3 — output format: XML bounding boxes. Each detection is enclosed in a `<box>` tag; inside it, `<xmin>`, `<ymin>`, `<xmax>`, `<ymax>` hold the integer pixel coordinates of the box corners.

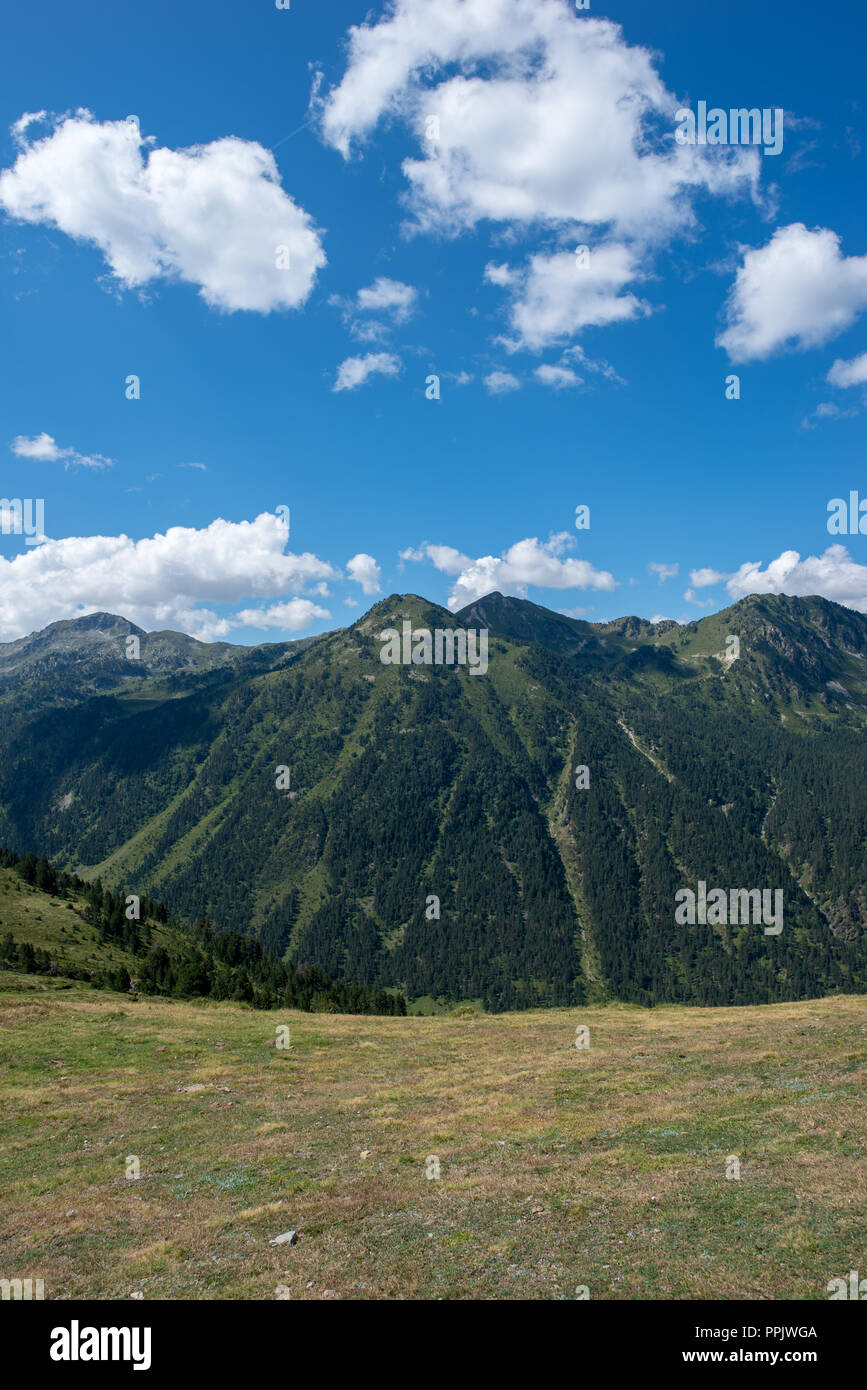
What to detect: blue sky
<box><xmin>1</xmin><ymin>0</ymin><xmax>866</xmax><ymax>643</ymax></box>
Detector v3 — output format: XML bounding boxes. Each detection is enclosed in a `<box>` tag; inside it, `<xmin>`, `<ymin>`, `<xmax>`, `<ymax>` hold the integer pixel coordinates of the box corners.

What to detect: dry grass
<box><xmin>1</xmin><ymin>981</ymin><xmax>865</xmax><ymax>1300</ymax></box>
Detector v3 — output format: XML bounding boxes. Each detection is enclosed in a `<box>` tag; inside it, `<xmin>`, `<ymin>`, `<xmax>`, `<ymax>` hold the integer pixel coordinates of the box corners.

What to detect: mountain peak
<box><xmin>1</xmin><ymin>612</ymin><xmax>145</xmax><ymax>650</ymax></box>
<box><xmin>352</xmin><ymin>592</ymin><xmax>456</xmax><ymax>634</ymax></box>
<box><xmin>0</xmin><ymin>611</ymin><xmax>247</xmax><ymax>686</ymax></box>
<box><xmin>2</xmin><ymin>583</ymin><xmax>866</xmax><ymax>1012</ymax></box>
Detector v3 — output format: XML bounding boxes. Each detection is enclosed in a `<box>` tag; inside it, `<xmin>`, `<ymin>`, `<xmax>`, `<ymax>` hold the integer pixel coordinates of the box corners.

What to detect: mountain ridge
<box><xmin>4</xmin><ymin>586</ymin><xmax>865</xmax><ymax>662</ymax></box>
<box><xmin>0</xmin><ymin>590</ymin><xmax>865</xmax><ymax>1011</ymax></box>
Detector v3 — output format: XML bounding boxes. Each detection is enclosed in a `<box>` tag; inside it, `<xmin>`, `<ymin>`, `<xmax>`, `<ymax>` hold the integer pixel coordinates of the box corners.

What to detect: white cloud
<box><xmin>356</xmin><ymin>276</ymin><xmax>418</xmax><ymax>321</ymax></box>
<box><xmin>484</xmin><ymin>369</ymin><xmax>520</xmax><ymax>394</ymax></box>
<box><xmin>399</xmin><ymin>543</ymin><xmax>470</xmax><ymax>574</ymax></box>
<box><xmin>535</xmin><ymin>363</ymin><xmax>581</xmax><ymax>389</ymax></box>
<box><xmin>492</xmin><ymin>246</ymin><xmax>647</xmax><ymax>352</ymax></box>
<box><xmin>724</xmin><ymin>546</ymin><xmax>867</xmax><ymax>613</ymax></box>
<box><xmin>827</xmin><ymin>351</ymin><xmax>867</xmax><ymax>388</ymax></box>
<box><xmin>11</xmin><ymin>432</ymin><xmax>112</xmax><ymax>470</ymax></box>
<box><xmin>346</xmin><ymin>552</ymin><xmax>382</xmax><ymax>594</ymax></box>
<box><xmin>334</xmin><ymin>352</ymin><xmax>402</xmax><ymax>391</ymax></box>
<box><xmin>347</xmin><ymin>319</ymin><xmax>391</xmax><ymax>344</ymax></box>
<box><xmin>235</xmin><ymin>599</ymin><xmax>331</xmax><ymax>631</ymax></box>
<box><xmin>401</xmin><ymin>533</ymin><xmax>616</xmax><ymax>610</ymax></box>
<box><xmin>718</xmin><ymin>224</ymin><xmax>867</xmax><ymax>362</ymax></box>
<box><xmin>11</xmin><ymin>433</ymin><xmax>64</xmax><ymax>461</ymax></box>
<box><xmin>561</xmin><ymin>343</ymin><xmax>625</xmax><ymax>383</ymax></box>
<box><xmin>650</xmin><ymin>614</ymin><xmax>671</xmax><ymax>625</ymax></box>
<box><xmin>330</xmin><ymin>277</ymin><xmax>419</xmax><ymax>342</ymax></box>
<box><xmin>178</xmin><ymin>461</ymin><xmax>207</xmax><ymax>471</ymax></box>
<box><xmin>802</xmin><ymin>400</ymin><xmax>860</xmax><ymax>429</ymax></box>
<box><xmin>318</xmin><ymin>0</ymin><xmax>758</xmax><ymax>241</ymax></box>
<box><xmin>684</xmin><ymin>568</ymin><xmax>726</xmax><ymax>604</ymax></box>
<box><xmin>684</xmin><ymin>546</ymin><xmax>867</xmax><ymax>614</ymax></box>
<box><xmin>649</xmin><ymin>562</ymin><xmax>678</xmax><ymax>582</ymax></box>
<box><xmin>0</xmin><ymin>512</ymin><xmax>339</xmax><ymax>641</ymax></box>
<box><xmin>0</xmin><ymin>111</ymin><xmax>326</xmax><ymax>312</ymax></box>
<box><xmin>11</xmin><ymin>111</ymin><xmax>47</xmax><ymax>143</ymax></box>
<box><xmin>484</xmin><ymin>262</ymin><xmax>518</xmax><ymax>288</ymax></box>
<box><xmin>689</xmin><ymin>567</ymin><xmax>727</xmax><ymax>587</ymax></box>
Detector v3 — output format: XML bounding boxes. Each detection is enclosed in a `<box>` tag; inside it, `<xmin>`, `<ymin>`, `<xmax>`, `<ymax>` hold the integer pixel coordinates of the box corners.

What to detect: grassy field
<box><xmin>1</xmin><ymin>980</ymin><xmax>865</xmax><ymax>1301</ymax></box>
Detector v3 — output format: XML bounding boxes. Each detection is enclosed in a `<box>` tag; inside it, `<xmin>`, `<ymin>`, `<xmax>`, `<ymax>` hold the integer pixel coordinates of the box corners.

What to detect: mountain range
<box><xmin>1</xmin><ymin>591</ymin><xmax>865</xmax><ymax>1010</ymax></box>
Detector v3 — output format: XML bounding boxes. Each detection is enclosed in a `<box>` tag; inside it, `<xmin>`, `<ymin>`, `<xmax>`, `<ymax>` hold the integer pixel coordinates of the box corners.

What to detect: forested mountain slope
<box><xmin>1</xmin><ymin>592</ymin><xmax>865</xmax><ymax>1010</ymax></box>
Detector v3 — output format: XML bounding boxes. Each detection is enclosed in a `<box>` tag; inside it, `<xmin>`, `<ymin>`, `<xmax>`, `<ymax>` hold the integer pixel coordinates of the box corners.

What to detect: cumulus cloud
<box><xmin>331</xmin><ymin>277</ymin><xmax>419</xmax><ymax>343</ymax></box>
<box><xmin>400</xmin><ymin>533</ymin><xmax>616</xmax><ymax>610</ymax></box>
<box><xmin>334</xmin><ymin>352</ymin><xmax>402</xmax><ymax>391</ymax></box>
<box><xmin>827</xmin><ymin>351</ymin><xmax>867</xmax><ymax>388</ymax></box>
<box><xmin>491</xmin><ymin>246</ymin><xmax>648</xmax><ymax>351</ymax></box>
<box><xmin>649</xmin><ymin>562</ymin><xmax>678</xmax><ymax>582</ymax></box>
<box><xmin>689</xmin><ymin>567</ymin><xmax>727</xmax><ymax>587</ymax></box>
<box><xmin>11</xmin><ymin>432</ymin><xmax>112</xmax><ymax>470</ymax></box>
<box><xmin>356</xmin><ymin>276</ymin><xmax>418</xmax><ymax>321</ymax></box>
<box><xmin>484</xmin><ymin>369</ymin><xmax>520</xmax><ymax>394</ymax></box>
<box><xmin>399</xmin><ymin>543</ymin><xmax>469</xmax><ymax>573</ymax></box>
<box><xmin>718</xmin><ymin>224</ymin><xmax>867</xmax><ymax>362</ymax></box>
<box><xmin>318</xmin><ymin>0</ymin><xmax>758</xmax><ymax>241</ymax></box>
<box><xmin>684</xmin><ymin>547</ymin><xmax>867</xmax><ymax>614</ymax></box>
<box><xmin>535</xmin><ymin>363</ymin><xmax>581</xmax><ymax>389</ymax></box>
<box><xmin>346</xmin><ymin>552</ymin><xmax>382</xmax><ymax>594</ymax></box>
<box><xmin>234</xmin><ymin>599</ymin><xmax>331</xmax><ymax>631</ymax></box>
<box><xmin>484</xmin><ymin>262</ymin><xmax>519</xmax><ymax>288</ymax></box>
<box><xmin>0</xmin><ymin>111</ymin><xmax>326</xmax><ymax>312</ymax></box>
<box><xmin>11</xmin><ymin>111</ymin><xmax>47</xmax><ymax>143</ymax></box>
<box><xmin>0</xmin><ymin>512</ymin><xmax>339</xmax><ymax>641</ymax></box>
<box><xmin>724</xmin><ymin>546</ymin><xmax>867</xmax><ymax>612</ymax></box>
<box><xmin>683</xmin><ymin>568</ymin><xmax>726</xmax><ymax>605</ymax></box>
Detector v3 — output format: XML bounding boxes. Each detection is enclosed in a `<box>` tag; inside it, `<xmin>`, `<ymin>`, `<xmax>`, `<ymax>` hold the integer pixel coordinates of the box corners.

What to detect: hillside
<box><xmin>0</xmin><ymin>592</ymin><xmax>865</xmax><ymax>1010</ymax></box>
<box><xmin>0</xmin><ymin>855</ymin><xmax>160</xmax><ymax>982</ymax></box>
<box><xmin>1</xmin><ymin>980</ymin><xmax>864</xmax><ymax>1299</ymax></box>
<box><xmin>0</xmin><ymin>850</ymin><xmax>403</xmax><ymax>1016</ymax></box>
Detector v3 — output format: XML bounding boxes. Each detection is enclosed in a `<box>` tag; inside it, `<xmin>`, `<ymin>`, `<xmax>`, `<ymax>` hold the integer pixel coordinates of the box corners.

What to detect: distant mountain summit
<box><xmin>456</xmin><ymin>591</ymin><xmax>617</xmax><ymax>660</ymax></box>
<box><xmin>0</xmin><ymin>611</ymin><xmax>249</xmax><ymax>689</ymax></box>
<box><xmin>0</xmin><ymin>591</ymin><xmax>865</xmax><ymax>1010</ymax></box>
<box><xmin>457</xmin><ymin>590</ymin><xmax>867</xmax><ymax>703</ymax></box>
